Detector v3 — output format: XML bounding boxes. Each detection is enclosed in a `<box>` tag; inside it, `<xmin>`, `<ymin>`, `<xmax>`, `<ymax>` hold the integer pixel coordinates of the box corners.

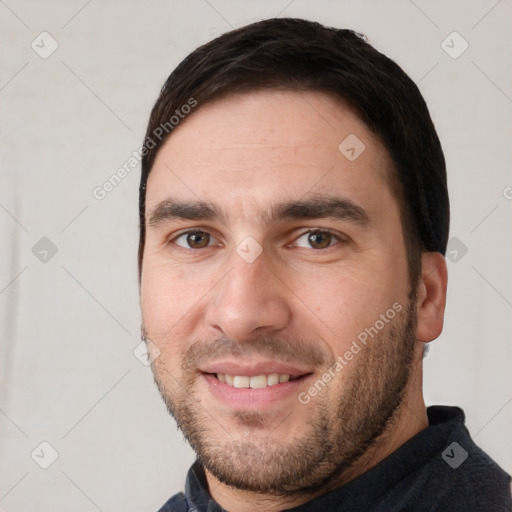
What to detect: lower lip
<box><xmin>202</xmin><ymin>374</ymin><xmax>310</xmax><ymax>409</ymax></box>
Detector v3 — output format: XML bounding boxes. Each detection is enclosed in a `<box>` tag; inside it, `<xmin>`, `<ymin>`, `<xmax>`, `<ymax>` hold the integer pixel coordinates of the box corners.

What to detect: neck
<box><xmin>206</xmin><ymin>353</ymin><xmax>428</xmax><ymax>512</ymax></box>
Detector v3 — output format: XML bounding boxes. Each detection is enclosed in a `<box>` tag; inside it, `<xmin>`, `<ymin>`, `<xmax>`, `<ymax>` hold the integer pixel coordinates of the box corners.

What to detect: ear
<box><xmin>415</xmin><ymin>252</ymin><xmax>448</xmax><ymax>343</ymax></box>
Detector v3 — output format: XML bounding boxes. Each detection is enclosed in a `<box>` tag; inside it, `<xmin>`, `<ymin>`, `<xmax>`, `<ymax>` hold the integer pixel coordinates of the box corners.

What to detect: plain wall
<box><xmin>1</xmin><ymin>1</ymin><xmax>511</xmax><ymax>510</ymax></box>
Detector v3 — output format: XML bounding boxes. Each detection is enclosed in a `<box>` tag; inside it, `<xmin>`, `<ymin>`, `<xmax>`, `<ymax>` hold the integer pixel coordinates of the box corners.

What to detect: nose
<box><xmin>204</xmin><ymin>249</ymin><xmax>292</xmax><ymax>342</ymax></box>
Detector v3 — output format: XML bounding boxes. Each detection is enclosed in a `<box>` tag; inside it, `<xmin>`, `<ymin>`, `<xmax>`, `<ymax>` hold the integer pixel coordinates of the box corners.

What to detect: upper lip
<box><xmin>200</xmin><ymin>360</ymin><xmax>313</xmax><ymax>378</ymax></box>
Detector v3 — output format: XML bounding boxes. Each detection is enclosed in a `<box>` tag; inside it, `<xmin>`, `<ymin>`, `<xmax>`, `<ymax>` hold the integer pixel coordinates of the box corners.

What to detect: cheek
<box><xmin>295</xmin><ymin>264</ymin><xmax>407</xmax><ymax>352</ymax></box>
<box><xmin>140</xmin><ymin>265</ymin><xmax>196</xmax><ymax>347</ymax></box>
<box><xmin>140</xmin><ymin>259</ymin><xmax>226</xmax><ymax>360</ymax></box>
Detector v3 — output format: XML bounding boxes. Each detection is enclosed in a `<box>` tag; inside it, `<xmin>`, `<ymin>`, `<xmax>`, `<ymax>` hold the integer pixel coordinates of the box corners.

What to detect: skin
<box><xmin>140</xmin><ymin>90</ymin><xmax>448</xmax><ymax>512</ymax></box>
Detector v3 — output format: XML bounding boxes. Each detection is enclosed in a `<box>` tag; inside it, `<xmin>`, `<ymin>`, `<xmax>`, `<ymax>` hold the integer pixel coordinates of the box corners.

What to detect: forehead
<box><xmin>146</xmin><ymin>90</ymin><xmax>395</xmax><ymax>220</ymax></box>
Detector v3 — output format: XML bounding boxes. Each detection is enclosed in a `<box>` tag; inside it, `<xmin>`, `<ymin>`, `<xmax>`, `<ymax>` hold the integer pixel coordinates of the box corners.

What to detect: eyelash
<box><xmin>167</xmin><ymin>228</ymin><xmax>347</xmax><ymax>252</ymax></box>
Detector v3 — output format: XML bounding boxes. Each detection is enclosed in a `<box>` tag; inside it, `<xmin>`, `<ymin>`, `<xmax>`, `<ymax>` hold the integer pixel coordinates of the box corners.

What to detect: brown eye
<box><xmin>174</xmin><ymin>230</ymin><xmax>215</xmax><ymax>249</ymax></box>
<box><xmin>308</xmin><ymin>231</ymin><xmax>333</xmax><ymax>249</ymax></box>
<box><xmin>294</xmin><ymin>230</ymin><xmax>340</xmax><ymax>250</ymax></box>
<box><xmin>188</xmin><ymin>232</ymin><xmax>210</xmax><ymax>248</ymax></box>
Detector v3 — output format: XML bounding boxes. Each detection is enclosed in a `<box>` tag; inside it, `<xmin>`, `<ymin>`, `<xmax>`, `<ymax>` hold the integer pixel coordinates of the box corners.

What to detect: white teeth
<box><xmin>267</xmin><ymin>373</ymin><xmax>280</xmax><ymax>386</ymax></box>
<box><xmin>216</xmin><ymin>373</ymin><xmax>293</xmax><ymax>388</ymax></box>
<box><xmin>249</xmin><ymin>375</ymin><xmax>267</xmax><ymax>388</ymax></box>
<box><xmin>233</xmin><ymin>376</ymin><xmax>250</xmax><ymax>388</ymax></box>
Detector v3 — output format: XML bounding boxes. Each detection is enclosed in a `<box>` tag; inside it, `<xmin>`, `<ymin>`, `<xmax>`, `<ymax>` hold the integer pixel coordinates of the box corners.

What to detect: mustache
<box><xmin>181</xmin><ymin>335</ymin><xmax>329</xmax><ymax>373</ymax></box>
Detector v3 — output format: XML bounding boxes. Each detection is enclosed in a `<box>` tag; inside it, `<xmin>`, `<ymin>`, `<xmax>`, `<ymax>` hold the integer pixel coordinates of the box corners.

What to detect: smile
<box><xmin>215</xmin><ymin>373</ymin><xmax>300</xmax><ymax>388</ymax></box>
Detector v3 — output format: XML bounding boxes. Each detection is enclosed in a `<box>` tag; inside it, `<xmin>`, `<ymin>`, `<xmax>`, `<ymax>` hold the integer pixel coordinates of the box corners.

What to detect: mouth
<box><xmin>212</xmin><ymin>372</ymin><xmax>305</xmax><ymax>388</ymax></box>
<box><xmin>199</xmin><ymin>362</ymin><xmax>314</xmax><ymax>409</ymax></box>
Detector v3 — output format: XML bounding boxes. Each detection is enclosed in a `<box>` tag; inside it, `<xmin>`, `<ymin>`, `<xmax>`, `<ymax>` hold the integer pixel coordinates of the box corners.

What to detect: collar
<box><xmin>182</xmin><ymin>406</ymin><xmax>466</xmax><ymax>512</ymax></box>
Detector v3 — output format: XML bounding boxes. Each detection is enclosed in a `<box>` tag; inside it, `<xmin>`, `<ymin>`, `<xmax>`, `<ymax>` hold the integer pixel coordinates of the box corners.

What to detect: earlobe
<box><xmin>415</xmin><ymin>252</ymin><xmax>448</xmax><ymax>343</ymax></box>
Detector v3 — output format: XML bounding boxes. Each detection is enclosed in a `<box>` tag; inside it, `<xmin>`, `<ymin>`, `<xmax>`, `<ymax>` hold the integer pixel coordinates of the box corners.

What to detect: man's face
<box><xmin>140</xmin><ymin>90</ymin><xmax>419</xmax><ymax>495</ymax></box>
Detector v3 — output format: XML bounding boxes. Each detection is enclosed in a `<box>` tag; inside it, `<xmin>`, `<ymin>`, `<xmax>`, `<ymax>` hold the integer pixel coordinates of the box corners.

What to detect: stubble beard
<box><xmin>149</xmin><ymin>293</ymin><xmax>418</xmax><ymax>497</ymax></box>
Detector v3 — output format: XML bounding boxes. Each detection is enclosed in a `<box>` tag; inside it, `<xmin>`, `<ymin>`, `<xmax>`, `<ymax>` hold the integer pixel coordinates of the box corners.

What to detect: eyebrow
<box><xmin>147</xmin><ymin>194</ymin><xmax>371</xmax><ymax>229</ymax></box>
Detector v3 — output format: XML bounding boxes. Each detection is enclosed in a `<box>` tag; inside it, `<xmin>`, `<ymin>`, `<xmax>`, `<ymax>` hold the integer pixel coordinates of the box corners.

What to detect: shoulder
<box><xmin>421</xmin><ymin>411</ymin><xmax>511</xmax><ymax>511</ymax></box>
<box><xmin>438</xmin><ymin>443</ymin><xmax>511</xmax><ymax>511</ymax></box>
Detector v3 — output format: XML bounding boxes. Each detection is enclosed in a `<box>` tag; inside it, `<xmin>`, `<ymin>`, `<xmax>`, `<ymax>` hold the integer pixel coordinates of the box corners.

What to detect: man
<box><xmin>137</xmin><ymin>18</ymin><xmax>511</xmax><ymax>511</ymax></box>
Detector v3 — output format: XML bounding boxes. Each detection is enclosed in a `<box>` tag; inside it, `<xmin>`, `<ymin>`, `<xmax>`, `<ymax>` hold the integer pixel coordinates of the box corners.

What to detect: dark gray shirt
<box><xmin>158</xmin><ymin>406</ymin><xmax>512</xmax><ymax>511</ymax></box>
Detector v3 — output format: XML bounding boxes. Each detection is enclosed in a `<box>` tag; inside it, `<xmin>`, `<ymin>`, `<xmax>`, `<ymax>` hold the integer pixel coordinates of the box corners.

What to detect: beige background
<box><xmin>1</xmin><ymin>0</ymin><xmax>511</xmax><ymax>510</ymax></box>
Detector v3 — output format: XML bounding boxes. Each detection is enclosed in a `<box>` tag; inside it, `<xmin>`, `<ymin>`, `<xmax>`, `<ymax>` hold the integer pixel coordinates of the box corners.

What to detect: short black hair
<box><xmin>138</xmin><ymin>17</ymin><xmax>449</xmax><ymax>283</ymax></box>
